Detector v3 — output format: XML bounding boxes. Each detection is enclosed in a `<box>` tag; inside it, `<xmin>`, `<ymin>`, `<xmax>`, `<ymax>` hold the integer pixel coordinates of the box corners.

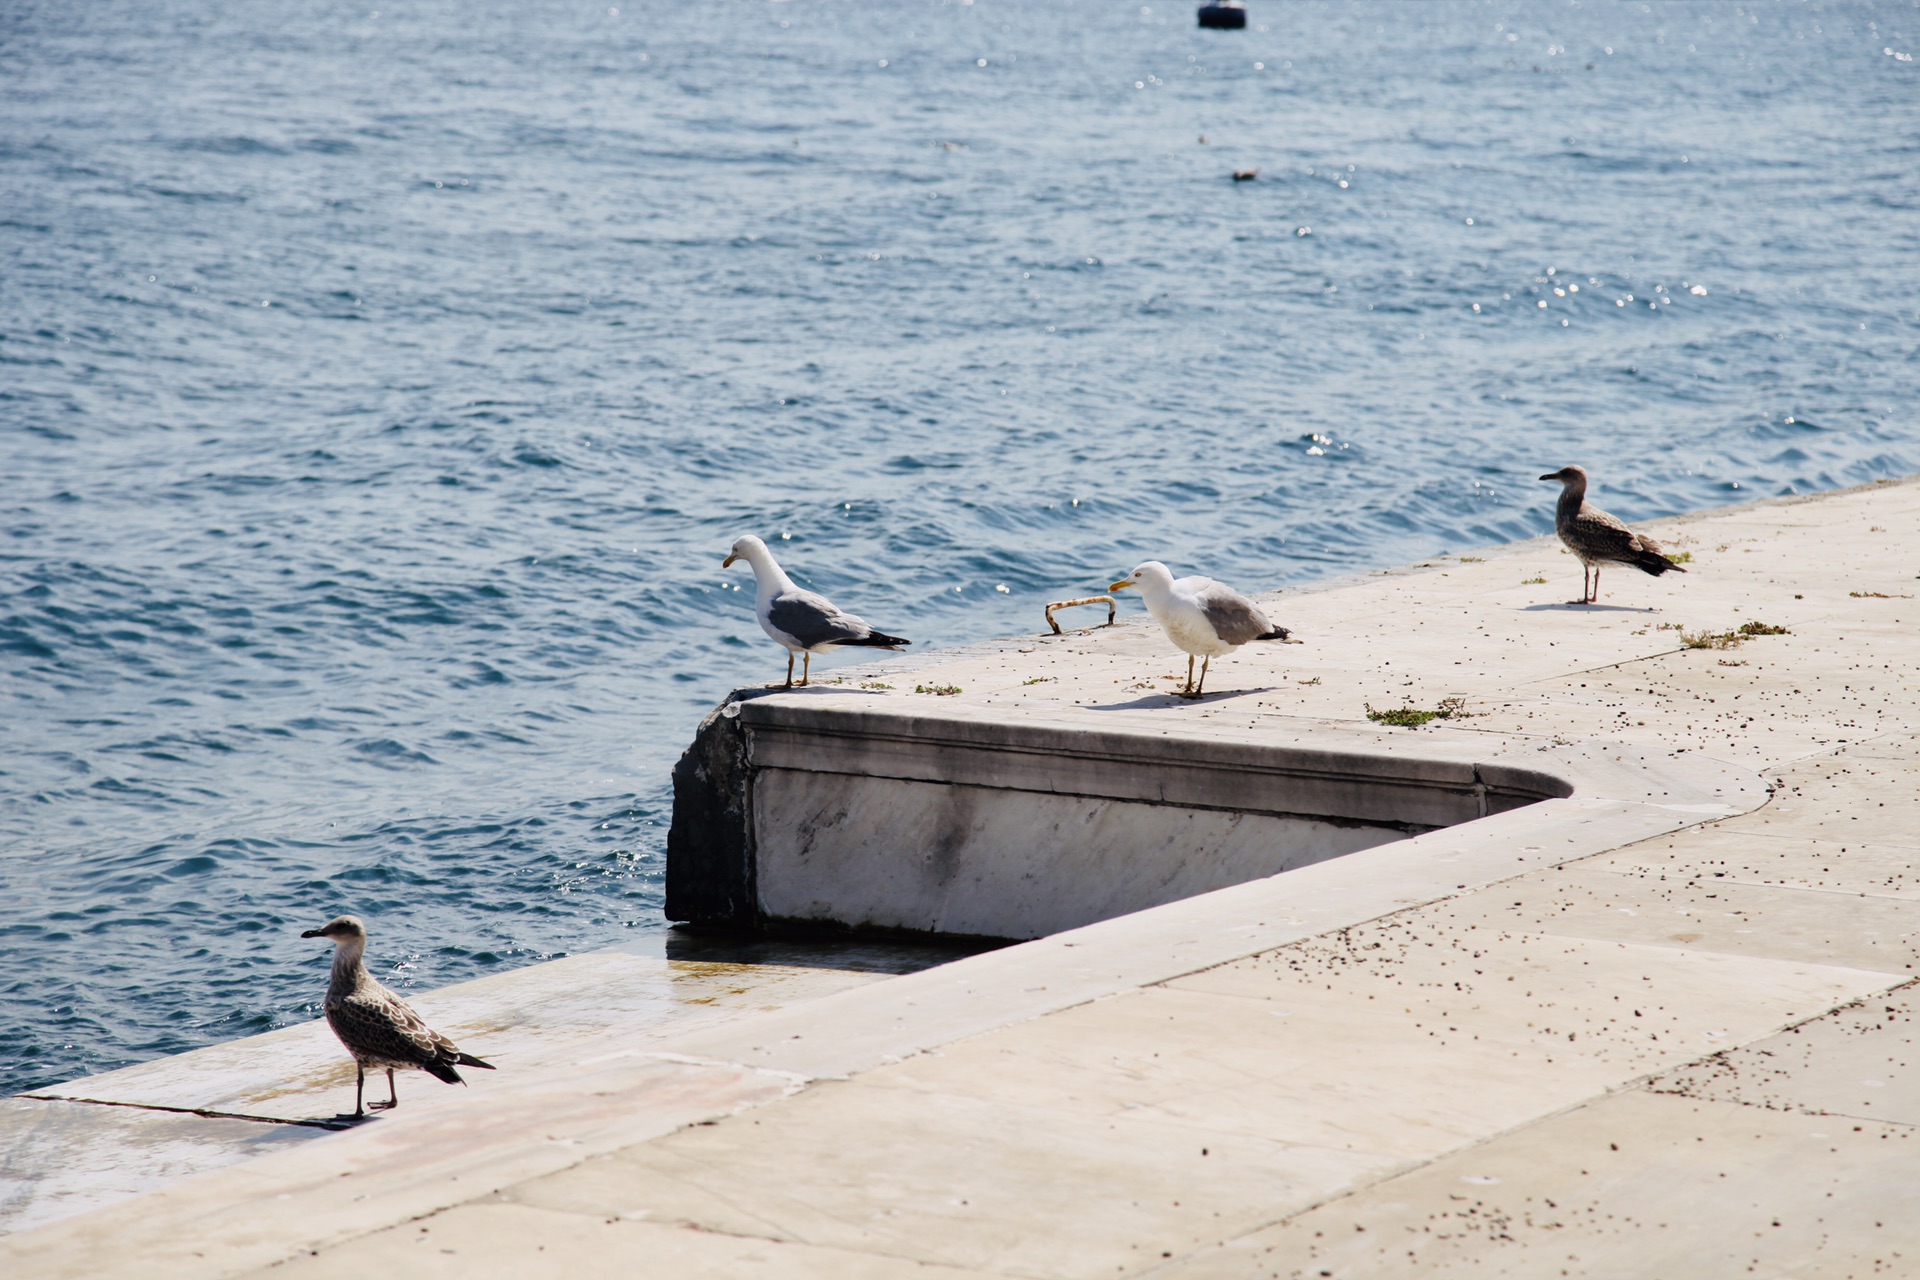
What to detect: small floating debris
<box><xmin>1198</xmin><ymin>2</ymin><xmax>1247</xmax><ymax>29</ymax></box>
<box><xmin>1232</xmin><ymin>168</ymin><xmax>1259</xmax><ymax>182</ymax></box>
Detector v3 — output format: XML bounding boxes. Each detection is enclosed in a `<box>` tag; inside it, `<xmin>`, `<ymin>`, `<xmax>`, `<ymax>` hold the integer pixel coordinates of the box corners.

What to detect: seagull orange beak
<box><xmin>1109</xmin><ymin>577</ymin><xmax>1135</xmax><ymax>592</ymax></box>
<box><xmin>722</xmin><ymin>554</ymin><xmax>738</xmax><ymax>568</ymax></box>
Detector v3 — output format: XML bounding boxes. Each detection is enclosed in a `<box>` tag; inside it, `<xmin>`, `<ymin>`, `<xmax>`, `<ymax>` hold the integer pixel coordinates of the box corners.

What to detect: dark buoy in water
<box><xmin>1198</xmin><ymin>2</ymin><xmax>1246</xmax><ymax>29</ymax></box>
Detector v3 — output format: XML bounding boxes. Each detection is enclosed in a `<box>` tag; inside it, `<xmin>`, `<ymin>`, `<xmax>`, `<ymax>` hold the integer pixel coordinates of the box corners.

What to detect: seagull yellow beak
<box><xmin>1109</xmin><ymin>578</ymin><xmax>1134</xmax><ymax>592</ymax></box>
<box><xmin>722</xmin><ymin>554</ymin><xmax>738</xmax><ymax>568</ymax></box>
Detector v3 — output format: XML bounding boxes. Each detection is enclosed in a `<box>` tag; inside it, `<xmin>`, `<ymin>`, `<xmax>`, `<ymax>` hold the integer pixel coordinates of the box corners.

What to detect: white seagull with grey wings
<box><xmin>1110</xmin><ymin>560</ymin><xmax>1293</xmax><ymax>698</ymax></box>
<box><xmin>724</xmin><ymin>534</ymin><xmax>910</xmax><ymax>688</ymax></box>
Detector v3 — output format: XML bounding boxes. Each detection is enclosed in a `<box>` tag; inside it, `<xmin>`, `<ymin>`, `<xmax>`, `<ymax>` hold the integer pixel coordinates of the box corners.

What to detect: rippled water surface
<box><xmin>4</xmin><ymin>0</ymin><xmax>1917</xmax><ymax>1093</ymax></box>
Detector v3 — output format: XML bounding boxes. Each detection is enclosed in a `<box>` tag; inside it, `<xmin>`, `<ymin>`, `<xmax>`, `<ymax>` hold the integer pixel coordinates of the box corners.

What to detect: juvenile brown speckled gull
<box><xmin>300</xmin><ymin>915</ymin><xmax>494</xmax><ymax>1118</ymax></box>
<box><xmin>1539</xmin><ymin>465</ymin><xmax>1688</xmax><ymax>605</ymax></box>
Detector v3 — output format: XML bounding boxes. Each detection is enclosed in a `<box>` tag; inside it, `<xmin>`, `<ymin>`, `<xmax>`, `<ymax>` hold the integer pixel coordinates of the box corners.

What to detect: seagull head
<box><xmin>1538</xmin><ymin>465</ymin><xmax>1587</xmax><ymax>486</ymax></box>
<box><xmin>1110</xmin><ymin>561</ymin><xmax>1174</xmax><ymax>594</ymax></box>
<box><xmin>723</xmin><ymin>534</ymin><xmax>769</xmax><ymax>569</ymax></box>
<box><xmin>301</xmin><ymin>915</ymin><xmax>368</xmax><ymax>944</ymax></box>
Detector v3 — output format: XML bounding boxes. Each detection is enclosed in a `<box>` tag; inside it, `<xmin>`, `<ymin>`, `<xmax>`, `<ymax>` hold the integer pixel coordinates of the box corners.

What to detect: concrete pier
<box><xmin>5</xmin><ymin>477</ymin><xmax>1918</xmax><ymax>1278</ymax></box>
<box><xmin>667</xmin><ymin>697</ymin><xmax>1578</xmax><ymax>940</ymax></box>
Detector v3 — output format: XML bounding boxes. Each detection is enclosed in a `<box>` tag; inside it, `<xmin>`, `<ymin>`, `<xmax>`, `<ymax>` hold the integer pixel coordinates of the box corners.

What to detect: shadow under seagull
<box><xmin>1521</xmin><ymin>602</ymin><xmax>1658</xmax><ymax>614</ymax></box>
<box><xmin>1086</xmin><ymin>686</ymin><xmax>1283</xmax><ymax>711</ymax></box>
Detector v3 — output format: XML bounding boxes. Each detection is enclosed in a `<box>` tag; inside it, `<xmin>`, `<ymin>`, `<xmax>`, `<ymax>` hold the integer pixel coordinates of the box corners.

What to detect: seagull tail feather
<box><xmin>455</xmin><ymin>1052</ymin><xmax>496</xmax><ymax>1071</ymax></box>
<box><xmin>422</xmin><ymin>1059</ymin><xmax>466</xmax><ymax>1086</ymax></box>
<box><xmin>1255</xmin><ymin>626</ymin><xmax>1292</xmax><ymax>641</ymax></box>
<box><xmin>842</xmin><ymin>632</ymin><xmax>910</xmax><ymax>649</ymax></box>
<box><xmin>1631</xmin><ymin>547</ymin><xmax>1686</xmax><ymax>577</ymax></box>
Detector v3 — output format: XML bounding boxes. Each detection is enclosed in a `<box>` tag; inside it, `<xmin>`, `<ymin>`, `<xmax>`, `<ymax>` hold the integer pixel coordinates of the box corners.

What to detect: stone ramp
<box><xmin>1</xmin><ymin>935</ymin><xmax>977</xmax><ymax>1236</ymax></box>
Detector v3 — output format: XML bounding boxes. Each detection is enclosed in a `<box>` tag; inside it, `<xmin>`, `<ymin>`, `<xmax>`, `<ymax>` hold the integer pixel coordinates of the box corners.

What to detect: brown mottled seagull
<box><xmin>1539</xmin><ymin>465</ymin><xmax>1687</xmax><ymax>604</ymax></box>
<box><xmin>301</xmin><ymin>916</ymin><xmax>494</xmax><ymax>1118</ymax></box>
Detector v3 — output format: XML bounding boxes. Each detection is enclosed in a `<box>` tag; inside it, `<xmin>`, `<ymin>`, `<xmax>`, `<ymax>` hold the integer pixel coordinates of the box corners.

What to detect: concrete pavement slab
<box><xmin>257</xmin><ymin>1201</ymin><xmax>1002</xmax><ymax>1280</ymax></box>
<box><xmin>1435</xmin><ymin>863</ymin><xmax>1920</xmax><ymax>973</ymax></box>
<box><xmin>1583</xmin><ymin>829</ymin><xmax>1920</xmax><ymax>902</ymax></box>
<box><xmin>1652</xmin><ymin>985</ymin><xmax>1920</xmax><ymax>1127</ymax></box>
<box><xmin>0</xmin><ymin>1098</ymin><xmax>314</xmax><ymax>1237</ymax></box>
<box><xmin>0</xmin><ymin>1055</ymin><xmax>798</xmax><ymax>1280</ymax></box>
<box><xmin>1165</xmin><ymin>913</ymin><xmax>1899</xmax><ymax>1071</ymax></box>
<box><xmin>507</xmin><ymin>1078</ymin><xmax>1387</xmax><ymax>1280</ymax></box>
<box><xmin>1155</xmin><ymin>1090</ymin><xmax>1918</xmax><ymax>1280</ymax></box>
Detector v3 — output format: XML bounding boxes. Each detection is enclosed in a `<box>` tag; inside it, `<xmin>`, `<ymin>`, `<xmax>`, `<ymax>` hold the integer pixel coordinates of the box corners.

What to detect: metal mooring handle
<box><xmin>1044</xmin><ymin>595</ymin><xmax>1117</xmax><ymax>635</ymax></box>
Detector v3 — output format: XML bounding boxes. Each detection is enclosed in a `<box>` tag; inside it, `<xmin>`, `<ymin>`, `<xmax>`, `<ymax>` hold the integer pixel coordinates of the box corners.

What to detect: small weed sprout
<box><xmin>1680</xmin><ymin>629</ymin><xmax>1740</xmax><ymax>650</ymax></box>
<box><xmin>1022</xmin><ymin>676</ymin><xmax>1054</xmax><ymax>685</ymax></box>
<box><xmin>1522</xmin><ymin>576</ymin><xmax>1547</xmax><ymax>585</ymax></box>
<box><xmin>1680</xmin><ymin>621</ymin><xmax>1789</xmax><ymax>650</ymax></box>
<box><xmin>914</xmin><ymin>683</ymin><xmax>962</xmax><ymax>696</ymax></box>
<box><xmin>1365</xmin><ymin>696</ymin><xmax>1471</xmax><ymax>728</ymax></box>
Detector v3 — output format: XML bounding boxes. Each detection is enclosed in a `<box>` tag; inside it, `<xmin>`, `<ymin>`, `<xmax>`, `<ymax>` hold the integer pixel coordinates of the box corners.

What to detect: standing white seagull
<box><xmin>723</xmin><ymin>534</ymin><xmax>910</xmax><ymax>688</ymax></box>
<box><xmin>1110</xmin><ymin>560</ymin><xmax>1292</xmax><ymax>698</ymax></box>
<box><xmin>302</xmin><ymin>916</ymin><xmax>494</xmax><ymax>1119</ymax></box>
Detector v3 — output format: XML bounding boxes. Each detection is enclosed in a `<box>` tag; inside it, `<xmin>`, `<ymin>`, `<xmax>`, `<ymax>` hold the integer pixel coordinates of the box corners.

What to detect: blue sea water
<box><xmin>2</xmin><ymin>0</ymin><xmax>1917</xmax><ymax>1095</ymax></box>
